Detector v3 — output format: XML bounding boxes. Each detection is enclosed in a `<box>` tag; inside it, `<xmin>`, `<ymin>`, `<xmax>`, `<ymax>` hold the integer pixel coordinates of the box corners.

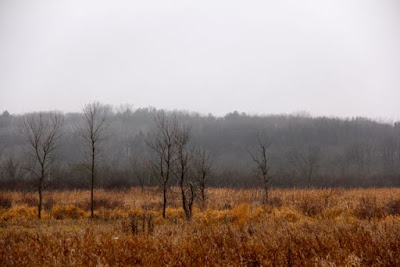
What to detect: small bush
<box><xmin>221</xmin><ymin>202</ymin><xmax>232</xmax><ymax>210</ymax></box>
<box><xmin>355</xmin><ymin>197</ymin><xmax>385</xmax><ymax>219</ymax></box>
<box><xmin>0</xmin><ymin>195</ymin><xmax>12</xmax><ymax>209</ymax></box>
<box><xmin>386</xmin><ymin>199</ymin><xmax>400</xmax><ymax>216</ymax></box>
<box><xmin>82</xmin><ymin>198</ymin><xmax>124</xmax><ymax>211</ymax></box>
<box><xmin>321</xmin><ymin>207</ymin><xmax>345</xmax><ymax>220</ymax></box>
<box><xmin>1</xmin><ymin>205</ymin><xmax>37</xmax><ymax>221</ymax></box>
<box><xmin>299</xmin><ymin>197</ymin><xmax>324</xmax><ymax>217</ymax></box>
<box><xmin>129</xmin><ymin>212</ymin><xmax>154</xmax><ymax>235</ymax></box>
<box><xmin>274</xmin><ymin>207</ymin><xmax>302</xmax><ymax>223</ymax></box>
<box><xmin>141</xmin><ymin>202</ymin><xmax>160</xmax><ymax>211</ymax></box>
<box><xmin>44</xmin><ymin>197</ymin><xmax>56</xmax><ymax>211</ymax></box>
<box><xmin>164</xmin><ymin>208</ymin><xmax>185</xmax><ymax>223</ymax></box>
<box><xmin>18</xmin><ymin>195</ymin><xmax>38</xmax><ymax>207</ymax></box>
<box><xmin>52</xmin><ymin>205</ymin><xmax>85</xmax><ymax>220</ymax></box>
<box><xmin>97</xmin><ymin>209</ymin><xmax>127</xmax><ymax>221</ymax></box>
<box><xmin>267</xmin><ymin>197</ymin><xmax>282</xmax><ymax>207</ymax></box>
<box><xmin>231</xmin><ymin>203</ymin><xmax>250</xmax><ymax>228</ymax></box>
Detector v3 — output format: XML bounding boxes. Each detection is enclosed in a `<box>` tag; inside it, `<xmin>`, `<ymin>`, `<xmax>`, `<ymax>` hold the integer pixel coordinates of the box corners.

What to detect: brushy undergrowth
<box><xmin>0</xmin><ymin>195</ymin><xmax>12</xmax><ymax>209</ymax></box>
<box><xmin>1</xmin><ymin>187</ymin><xmax>400</xmax><ymax>266</ymax></box>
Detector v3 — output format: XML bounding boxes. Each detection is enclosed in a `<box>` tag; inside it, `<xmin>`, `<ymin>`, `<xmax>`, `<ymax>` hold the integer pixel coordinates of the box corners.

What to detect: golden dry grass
<box><xmin>1</xmin><ymin>187</ymin><xmax>400</xmax><ymax>266</ymax></box>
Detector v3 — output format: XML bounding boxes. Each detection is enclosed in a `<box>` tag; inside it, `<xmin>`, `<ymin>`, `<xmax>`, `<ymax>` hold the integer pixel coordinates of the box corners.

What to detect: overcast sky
<box><xmin>1</xmin><ymin>0</ymin><xmax>399</xmax><ymax>119</ymax></box>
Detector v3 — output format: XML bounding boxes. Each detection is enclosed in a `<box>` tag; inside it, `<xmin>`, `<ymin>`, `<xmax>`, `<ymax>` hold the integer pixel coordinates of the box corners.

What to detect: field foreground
<box><xmin>1</xmin><ymin>187</ymin><xmax>400</xmax><ymax>266</ymax></box>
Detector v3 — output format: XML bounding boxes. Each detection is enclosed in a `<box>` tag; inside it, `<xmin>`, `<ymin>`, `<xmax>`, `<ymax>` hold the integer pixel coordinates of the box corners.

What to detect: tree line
<box><xmin>1</xmin><ymin>104</ymin><xmax>400</xmax><ymax>218</ymax></box>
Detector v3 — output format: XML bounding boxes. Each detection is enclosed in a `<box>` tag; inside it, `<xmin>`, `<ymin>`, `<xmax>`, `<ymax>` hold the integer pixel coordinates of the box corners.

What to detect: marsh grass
<box><xmin>1</xmin><ymin>187</ymin><xmax>400</xmax><ymax>266</ymax></box>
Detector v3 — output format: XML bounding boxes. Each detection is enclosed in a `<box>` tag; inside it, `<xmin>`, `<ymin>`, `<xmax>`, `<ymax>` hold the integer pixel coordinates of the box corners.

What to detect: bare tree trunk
<box><xmin>200</xmin><ymin>182</ymin><xmax>206</xmax><ymax>210</ymax></box>
<box><xmin>91</xmin><ymin>141</ymin><xmax>95</xmax><ymax>219</ymax></box>
<box><xmin>188</xmin><ymin>184</ymin><xmax>195</xmax><ymax>220</ymax></box>
<box><xmin>38</xmin><ymin>174</ymin><xmax>43</xmax><ymax>219</ymax></box>
<box><xmin>162</xmin><ymin>185</ymin><xmax>167</xmax><ymax>219</ymax></box>
<box><xmin>264</xmin><ymin>185</ymin><xmax>269</xmax><ymax>203</ymax></box>
<box><xmin>180</xmin><ymin>180</ymin><xmax>190</xmax><ymax>220</ymax></box>
<box><xmin>174</xmin><ymin>124</ymin><xmax>195</xmax><ymax>221</ymax></box>
<box><xmin>38</xmin><ymin>164</ymin><xmax>45</xmax><ymax>219</ymax></box>
<box><xmin>194</xmin><ymin>147</ymin><xmax>211</xmax><ymax>211</ymax></box>
<box><xmin>90</xmin><ymin>181</ymin><xmax>94</xmax><ymax>218</ymax></box>
<box><xmin>38</xmin><ymin>161</ymin><xmax>46</xmax><ymax>219</ymax></box>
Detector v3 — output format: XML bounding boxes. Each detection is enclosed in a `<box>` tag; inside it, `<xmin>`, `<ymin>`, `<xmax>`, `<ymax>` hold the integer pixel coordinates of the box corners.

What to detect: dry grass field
<box><xmin>1</xmin><ymin>187</ymin><xmax>400</xmax><ymax>266</ymax></box>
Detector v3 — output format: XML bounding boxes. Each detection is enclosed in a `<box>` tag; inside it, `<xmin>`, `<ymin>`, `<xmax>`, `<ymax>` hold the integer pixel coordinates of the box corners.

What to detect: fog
<box><xmin>1</xmin><ymin>0</ymin><xmax>399</xmax><ymax>119</ymax></box>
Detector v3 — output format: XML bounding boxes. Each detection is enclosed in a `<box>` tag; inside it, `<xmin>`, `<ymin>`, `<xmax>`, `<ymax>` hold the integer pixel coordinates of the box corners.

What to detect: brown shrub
<box><xmin>1</xmin><ymin>205</ymin><xmax>37</xmax><ymax>221</ymax></box>
<box><xmin>386</xmin><ymin>199</ymin><xmax>400</xmax><ymax>216</ymax></box>
<box><xmin>44</xmin><ymin>196</ymin><xmax>56</xmax><ymax>211</ymax></box>
<box><xmin>0</xmin><ymin>195</ymin><xmax>12</xmax><ymax>209</ymax></box>
<box><xmin>52</xmin><ymin>205</ymin><xmax>85</xmax><ymax>220</ymax></box>
<box><xmin>79</xmin><ymin>197</ymin><xmax>125</xmax><ymax>211</ymax></box>
<box><xmin>299</xmin><ymin>197</ymin><xmax>324</xmax><ymax>217</ymax></box>
<box><xmin>94</xmin><ymin>198</ymin><xmax>124</xmax><ymax>210</ymax></box>
<box><xmin>267</xmin><ymin>196</ymin><xmax>282</xmax><ymax>207</ymax></box>
<box><xmin>129</xmin><ymin>212</ymin><xmax>155</xmax><ymax>235</ymax></box>
<box><xmin>18</xmin><ymin>195</ymin><xmax>38</xmax><ymax>207</ymax></box>
<box><xmin>221</xmin><ymin>201</ymin><xmax>232</xmax><ymax>210</ymax></box>
<box><xmin>141</xmin><ymin>202</ymin><xmax>160</xmax><ymax>211</ymax></box>
<box><xmin>355</xmin><ymin>197</ymin><xmax>386</xmax><ymax>219</ymax></box>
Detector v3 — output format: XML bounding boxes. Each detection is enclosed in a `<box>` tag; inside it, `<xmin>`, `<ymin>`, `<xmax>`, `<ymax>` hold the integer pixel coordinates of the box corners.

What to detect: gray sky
<box><xmin>1</xmin><ymin>0</ymin><xmax>399</xmax><ymax>119</ymax></box>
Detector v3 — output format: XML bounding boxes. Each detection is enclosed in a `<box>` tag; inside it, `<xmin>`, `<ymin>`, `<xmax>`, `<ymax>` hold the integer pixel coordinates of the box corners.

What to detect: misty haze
<box><xmin>1</xmin><ymin>1</ymin><xmax>400</xmax><ymax>266</ymax></box>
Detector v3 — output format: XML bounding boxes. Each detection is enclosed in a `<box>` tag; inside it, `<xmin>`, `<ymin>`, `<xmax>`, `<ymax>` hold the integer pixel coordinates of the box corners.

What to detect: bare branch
<box><xmin>249</xmin><ymin>132</ymin><xmax>272</xmax><ymax>202</ymax></box>
<box><xmin>76</xmin><ymin>102</ymin><xmax>111</xmax><ymax>218</ymax></box>
<box><xmin>19</xmin><ymin>111</ymin><xmax>63</xmax><ymax>219</ymax></box>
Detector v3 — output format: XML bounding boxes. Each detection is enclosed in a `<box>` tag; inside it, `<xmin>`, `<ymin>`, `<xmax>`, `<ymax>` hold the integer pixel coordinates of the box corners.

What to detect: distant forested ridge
<box><xmin>1</xmin><ymin>108</ymin><xmax>400</xmax><ymax>189</ymax></box>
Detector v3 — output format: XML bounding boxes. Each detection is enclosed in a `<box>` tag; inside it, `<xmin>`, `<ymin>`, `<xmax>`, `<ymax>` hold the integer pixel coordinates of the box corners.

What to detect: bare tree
<box><xmin>287</xmin><ymin>145</ymin><xmax>321</xmax><ymax>182</ymax></box>
<box><xmin>347</xmin><ymin>141</ymin><xmax>375</xmax><ymax>175</ymax></box>
<box><xmin>77</xmin><ymin>102</ymin><xmax>110</xmax><ymax>218</ymax></box>
<box><xmin>20</xmin><ymin>112</ymin><xmax>63</xmax><ymax>219</ymax></box>
<box><xmin>125</xmin><ymin>132</ymin><xmax>152</xmax><ymax>191</ymax></box>
<box><xmin>305</xmin><ymin>145</ymin><xmax>321</xmax><ymax>181</ymax></box>
<box><xmin>1</xmin><ymin>156</ymin><xmax>25</xmax><ymax>183</ymax></box>
<box><xmin>381</xmin><ymin>136</ymin><xmax>400</xmax><ymax>174</ymax></box>
<box><xmin>249</xmin><ymin>134</ymin><xmax>272</xmax><ymax>202</ymax></box>
<box><xmin>174</xmin><ymin>123</ymin><xmax>196</xmax><ymax>220</ymax></box>
<box><xmin>147</xmin><ymin>111</ymin><xmax>178</xmax><ymax>219</ymax></box>
<box><xmin>194</xmin><ymin>146</ymin><xmax>212</xmax><ymax>210</ymax></box>
<box><xmin>131</xmin><ymin>157</ymin><xmax>152</xmax><ymax>191</ymax></box>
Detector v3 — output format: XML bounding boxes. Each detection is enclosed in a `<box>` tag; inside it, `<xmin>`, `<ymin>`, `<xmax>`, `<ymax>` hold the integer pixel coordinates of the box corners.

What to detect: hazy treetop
<box><xmin>1</xmin><ymin>0</ymin><xmax>399</xmax><ymax>120</ymax></box>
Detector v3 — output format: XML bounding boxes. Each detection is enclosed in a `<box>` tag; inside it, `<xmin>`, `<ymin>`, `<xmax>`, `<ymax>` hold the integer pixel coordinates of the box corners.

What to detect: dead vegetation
<box><xmin>1</xmin><ymin>187</ymin><xmax>400</xmax><ymax>266</ymax></box>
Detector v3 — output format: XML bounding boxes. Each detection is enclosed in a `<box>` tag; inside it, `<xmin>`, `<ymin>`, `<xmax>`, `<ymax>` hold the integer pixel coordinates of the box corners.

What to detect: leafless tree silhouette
<box><xmin>77</xmin><ymin>102</ymin><xmax>110</xmax><ymax>218</ymax></box>
<box><xmin>147</xmin><ymin>111</ymin><xmax>178</xmax><ymax>219</ymax></box>
<box><xmin>174</xmin><ymin>123</ymin><xmax>196</xmax><ymax>220</ymax></box>
<box><xmin>20</xmin><ymin>112</ymin><xmax>63</xmax><ymax>219</ymax></box>
<box><xmin>194</xmin><ymin>146</ymin><xmax>212</xmax><ymax>210</ymax></box>
<box><xmin>250</xmin><ymin>133</ymin><xmax>272</xmax><ymax>202</ymax></box>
